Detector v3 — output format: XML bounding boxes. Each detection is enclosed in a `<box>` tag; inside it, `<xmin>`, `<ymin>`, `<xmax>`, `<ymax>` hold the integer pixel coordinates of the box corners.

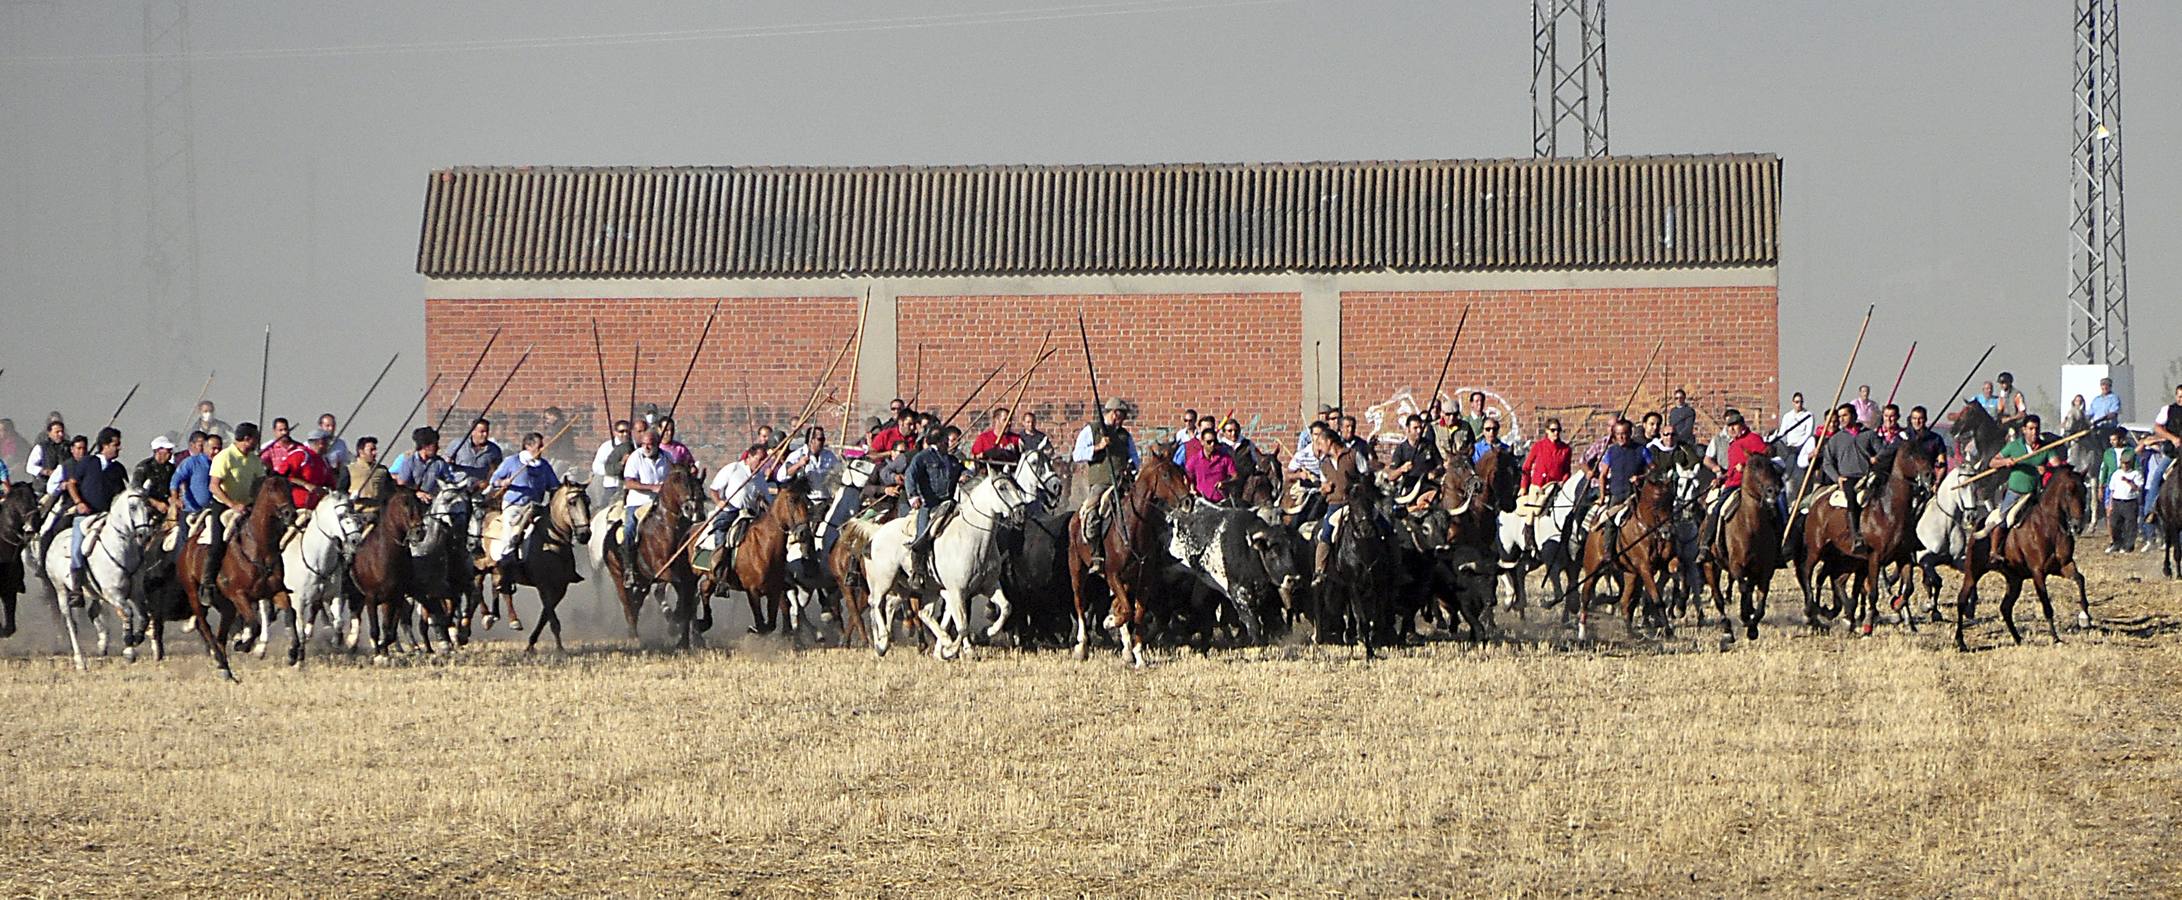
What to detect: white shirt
<box><xmin>708</xmin><ymin>460</ymin><xmax>765</xmax><ymax>511</ymax></box>
<box><xmin>1773</xmin><ymin>409</ymin><xmax>1815</xmax><ymax>449</ymax></box>
<box><xmin>620</xmin><ymin>449</ymin><xmax>669</xmax><ymax>507</ymax></box>
<box><xmin>2110</xmin><ymin>466</ymin><xmax>2144</xmax><ymax>501</ymax></box>
<box><xmin>782</xmin><ymin>445</ymin><xmax>840</xmax><ymax>498</ymax></box>
<box><xmin>1287</xmin><ymin>434</ymin><xmax>1321</xmax><ymax>475</ymax></box>
<box><xmin>26</xmin><ymin>443</ymin><xmax>60</xmax><ymax>481</ymax></box>
<box><xmin>591</xmin><ymin>439</ymin><xmax>625</xmax><ymax>488</ymax></box>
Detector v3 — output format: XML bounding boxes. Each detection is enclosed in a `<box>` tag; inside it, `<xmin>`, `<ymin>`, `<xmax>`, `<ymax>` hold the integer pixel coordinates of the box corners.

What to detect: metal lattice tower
<box><xmin>2067</xmin><ymin>0</ymin><xmax>2129</xmax><ymax>365</ymax></box>
<box><xmin>1531</xmin><ymin>0</ymin><xmax>1608</xmax><ymax>158</ymax></box>
<box><xmin>143</xmin><ymin>0</ymin><xmax>203</xmax><ymax>374</ymax></box>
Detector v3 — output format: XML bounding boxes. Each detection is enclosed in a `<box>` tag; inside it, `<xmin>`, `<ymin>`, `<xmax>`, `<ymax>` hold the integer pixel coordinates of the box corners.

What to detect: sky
<box><xmin>3</xmin><ymin>0</ymin><xmax>2178</xmax><ymax>443</ymax></box>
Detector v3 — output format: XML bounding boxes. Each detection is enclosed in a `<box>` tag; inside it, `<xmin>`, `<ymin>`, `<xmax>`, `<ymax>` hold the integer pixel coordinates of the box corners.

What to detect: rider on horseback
<box><xmin>1976</xmin><ymin>414</ymin><xmax>2062</xmax><ymax>557</ymax></box>
<box><xmin>1700</xmin><ymin>410</ymin><xmax>1772</xmax><ymax>547</ymax></box>
<box><xmin>1586</xmin><ymin>419</ymin><xmax>1651</xmax><ymax>542</ymax></box>
<box><xmin>617</xmin><ymin>426</ymin><xmax>669</xmax><ymax>594</ymax></box>
<box><xmin>488</xmin><ymin>432</ymin><xmax>561</xmax><ymax>569</ymax></box>
<box><xmin>61</xmin><ymin>428</ymin><xmax>127</xmax><ymax>603</ymax></box>
<box><xmin>1073</xmin><ymin>398</ymin><xmax>1138</xmax><ymax>575</ymax></box>
<box><xmin>705</xmin><ymin>442</ymin><xmax>769</xmax><ymax>556</ymax></box>
<box><xmin>1384</xmin><ymin>414</ymin><xmax>1442</xmax><ymax>509</ymax></box>
<box><xmin>1309</xmin><ymin>426</ymin><xmax>1360</xmax><ymax>588</ymax></box>
<box><xmin>1819</xmin><ymin>404</ymin><xmax>1879</xmax><ymax>552</ymax></box>
<box><xmin>202</xmin><ymin>422</ymin><xmax>267</xmax><ymax>598</ymax></box>
<box><xmin>906</xmin><ymin>425</ymin><xmax>966</xmax><ymax>584</ymax></box>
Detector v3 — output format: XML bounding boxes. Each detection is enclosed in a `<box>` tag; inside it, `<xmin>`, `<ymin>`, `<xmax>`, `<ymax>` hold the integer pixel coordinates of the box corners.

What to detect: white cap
<box><xmin>150</xmin><ymin>435</ymin><xmax>176</xmax><ymax>451</ymax></box>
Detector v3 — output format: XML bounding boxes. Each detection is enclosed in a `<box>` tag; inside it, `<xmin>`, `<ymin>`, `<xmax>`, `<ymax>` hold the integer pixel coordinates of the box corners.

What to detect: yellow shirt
<box><xmin>210</xmin><ymin>444</ymin><xmax>267</xmax><ymax>506</ymax></box>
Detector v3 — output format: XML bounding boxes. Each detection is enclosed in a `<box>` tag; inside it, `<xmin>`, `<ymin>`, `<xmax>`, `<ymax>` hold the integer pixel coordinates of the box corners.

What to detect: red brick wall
<box><xmin>1340</xmin><ymin>286</ymin><xmax>1779</xmax><ymax>445</ymax></box>
<box><xmin>895</xmin><ymin>294</ymin><xmax>1303</xmax><ymax>446</ymax></box>
<box><xmin>422</xmin><ymin>297</ymin><xmax>858</xmax><ymax>456</ymax></box>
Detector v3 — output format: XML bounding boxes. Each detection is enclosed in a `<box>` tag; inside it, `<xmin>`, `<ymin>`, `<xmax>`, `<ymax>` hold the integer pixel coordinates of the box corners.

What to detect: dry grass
<box><xmin>1</xmin><ymin>553</ymin><xmax>2178</xmax><ymax>897</ymax></box>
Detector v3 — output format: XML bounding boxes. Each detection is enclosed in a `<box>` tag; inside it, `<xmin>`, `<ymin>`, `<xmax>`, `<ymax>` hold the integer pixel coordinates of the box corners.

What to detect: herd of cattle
<box><xmin>0</xmin><ymin>399</ymin><xmax>2172</xmax><ymax>679</ymax></box>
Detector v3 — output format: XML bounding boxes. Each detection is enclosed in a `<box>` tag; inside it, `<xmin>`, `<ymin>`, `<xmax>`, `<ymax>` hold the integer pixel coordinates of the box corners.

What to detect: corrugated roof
<box><xmin>416</xmin><ymin>154</ymin><xmax>1779</xmax><ymax>279</ymax></box>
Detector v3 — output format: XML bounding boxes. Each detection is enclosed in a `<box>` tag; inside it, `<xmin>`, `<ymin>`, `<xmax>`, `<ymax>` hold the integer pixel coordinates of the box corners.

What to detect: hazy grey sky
<box><xmin>3</xmin><ymin>0</ymin><xmax>2177</xmax><ymax>441</ymax></box>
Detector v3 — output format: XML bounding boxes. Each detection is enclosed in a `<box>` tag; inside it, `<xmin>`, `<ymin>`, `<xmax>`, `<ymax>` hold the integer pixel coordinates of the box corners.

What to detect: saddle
<box><xmin>1804</xmin><ymin>483</ymin><xmax>1854</xmax><ymax>513</ymax></box>
<box><xmin>692</xmin><ymin>509</ymin><xmax>756</xmax><ymax>573</ymax></box>
<box><xmin>1515</xmin><ymin>483</ymin><xmax>1557</xmax><ymax>521</ymax></box>
<box><xmin>600</xmin><ymin>498</ymin><xmax>655</xmax><ymax>544</ymax></box>
<box><xmin>1280</xmin><ymin>479</ymin><xmax>1318</xmax><ymax>516</ymax></box>
<box><xmin>1078</xmin><ymin>484</ymin><xmax>1121</xmax><ymax>545</ymax></box>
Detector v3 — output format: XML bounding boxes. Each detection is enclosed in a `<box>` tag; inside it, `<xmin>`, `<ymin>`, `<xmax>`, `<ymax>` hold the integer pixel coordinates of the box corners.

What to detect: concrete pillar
<box><xmin>1299</xmin><ymin>277</ymin><xmax>1341</xmax><ymax>423</ymax></box>
<box><xmin>856</xmin><ymin>281</ymin><xmax>899</xmax><ymax>422</ymax></box>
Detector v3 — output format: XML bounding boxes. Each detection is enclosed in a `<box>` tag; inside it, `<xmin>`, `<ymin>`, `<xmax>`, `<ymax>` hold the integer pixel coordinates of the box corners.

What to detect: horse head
<box><xmin>1739</xmin><ymin>456</ymin><xmax>1785</xmax><ymax>510</ymax></box>
<box><xmin>554</xmin><ymin>481</ymin><xmax>594</xmax><ymax>546</ymax></box>
<box><xmin>770</xmin><ymin>478</ymin><xmax>819</xmax><ymax>561</ymax></box>
<box><xmin>1012</xmin><ymin>449</ymin><xmax>1063</xmax><ymax>508</ymax></box>
<box><xmin>833</xmin><ymin>456</ymin><xmax>876</xmax><ymax>492</ymax></box>
<box><xmin>114</xmin><ymin>490</ymin><xmax>159</xmax><ymax>545</ymax></box>
<box><xmin>317</xmin><ymin>491</ymin><xmax>367</xmax><ymax>554</ymax></box>
<box><xmin>0</xmin><ymin>483</ymin><xmax>38</xmax><ymax>547</ymax></box>
<box><xmin>1894</xmin><ymin>439</ymin><xmax>1941</xmax><ymax>506</ymax></box>
<box><xmin>1134</xmin><ymin>449</ymin><xmax>1195</xmax><ymax>507</ymax></box>
<box><xmin>663</xmin><ymin>463</ymin><xmax>704</xmax><ymax>525</ymax></box>
<box><xmin>2042</xmin><ymin>465</ymin><xmax>2089</xmax><ymax>532</ymax></box>
<box><xmin>1950</xmin><ymin>400</ymin><xmax>2005</xmax><ymax>467</ymax></box>
<box><xmin>254</xmin><ymin>475</ymin><xmax>300</xmax><ymax>532</ymax></box>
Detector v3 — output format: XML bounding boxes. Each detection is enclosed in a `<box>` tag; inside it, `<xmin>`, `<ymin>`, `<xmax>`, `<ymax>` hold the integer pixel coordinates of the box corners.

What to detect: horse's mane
<box><xmin>252</xmin><ymin>474</ymin><xmax>296</xmax><ymax>510</ymax></box>
<box><xmin>1950</xmin><ymin>400</ymin><xmax>2006</xmax><ymax>462</ymax></box>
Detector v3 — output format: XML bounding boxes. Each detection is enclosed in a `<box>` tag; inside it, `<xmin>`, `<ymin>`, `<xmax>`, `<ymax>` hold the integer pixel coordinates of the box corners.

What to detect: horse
<box><xmin>1955</xmin><ymin>466</ymin><xmax>2091</xmax><ymax>649</ymax></box>
<box><xmin>39</xmin><ymin>489</ymin><xmax>161</xmax><ymax>669</ymax></box>
<box><xmin>1066</xmin><ymin>445</ymin><xmax>1195</xmax><ymax>667</ymax></box>
<box><xmin>1913</xmin><ymin>464</ymin><xmax>1982</xmax><ymax>614</ymax></box>
<box><xmin>1949</xmin><ymin>400</ymin><xmax>2009</xmax><ymax>470</ymax></box>
<box><xmin>1569</xmin><ymin>468</ymin><xmax>1676</xmax><ymax>640</ymax></box>
<box><xmin>1320</xmin><ymin>475</ymin><xmax>1400</xmax><ymax>657</ymax></box>
<box><xmin>1416</xmin><ymin>461</ymin><xmax>1499</xmax><ymax>643</ymax></box>
<box><xmin>273</xmin><ymin>491</ymin><xmax>367</xmax><ymax>665</ymax></box>
<box><xmin>707</xmin><ymin>478</ymin><xmax>821</xmax><ymax>640</ymax></box>
<box><xmin>348</xmin><ymin>491</ymin><xmax>434</xmax><ymax>659</ymax></box>
<box><xmin>174</xmin><ymin>475</ymin><xmax>297</xmax><ymax>681</ymax></box>
<box><xmin>1701</xmin><ymin>459</ymin><xmax>1784</xmax><ymax>641</ymax></box>
<box><xmin>402</xmin><ymin>488</ymin><xmax>473</xmax><ymax>652</ymax></box>
<box><xmin>2156</xmin><ymin>456</ymin><xmax>2182</xmax><ymax>578</ymax></box>
<box><xmin>482</xmin><ymin>482</ymin><xmax>595</xmax><ymax>653</ymax></box>
<box><xmin>1495</xmin><ymin>472</ymin><xmax>1589</xmax><ymax>619</ymax></box>
<box><xmin>862</xmin><ymin>469</ymin><xmax>1030</xmax><ymax>659</ymax></box>
<box><xmin>0</xmin><ymin>484</ymin><xmax>38</xmax><ymax>638</ymax></box>
<box><xmin>588</xmin><ymin>464</ymin><xmax>706</xmax><ymax>648</ymax></box>
<box><xmin>1846</xmin><ymin>440</ymin><xmax>1940</xmax><ymax>635</ymax></box>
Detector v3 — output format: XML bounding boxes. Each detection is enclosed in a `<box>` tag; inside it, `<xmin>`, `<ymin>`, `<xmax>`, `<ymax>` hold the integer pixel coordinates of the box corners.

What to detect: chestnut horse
<box><xmin>175</xmin><ymin>475</ymin><xmax>296</xmax><ymax>681</ymax></box>
<box><xmin>707</xmin><ymin>479</ymin><xmax>821</xmax><ymax>639</ymax></box>
<box><xmin>1569</xmin><ymin>469</ymin><xmax>1675</xmax><ymax>640</ymax></box>
<box><xmin>348</xmin><ymin>490</ymin><xmax>435</xmax><ymax>658</ymax></box>
<box><xmin>598</xmin><ymin>464</ymin><xmax>706</xmax><ymax>648</ymax></box>
<box><xmin>1954</xmin><ymin>466</ymin><xmax>2090</xmax><ymax>650</ymax></box>
<box><xmin>1702</xmin><ymin>458</ymin><xmax>1784</xmax><ymax>641</ymax></box>
<box><xmin>1066</xmin><ymin>444</ymin><xmax>1193</xmax><ymax>666</ymax></box>
<box><xmin>1852</xmin><ymin>441</ymin><xmax>1939</xmax><ymax>635</ymax></box>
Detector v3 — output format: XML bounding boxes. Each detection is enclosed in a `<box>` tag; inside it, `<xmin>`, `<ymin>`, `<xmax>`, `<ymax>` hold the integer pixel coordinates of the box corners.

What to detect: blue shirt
<box><xmin>170</xmin><ymin>453</ymin><xmax>216</xmax><ymax>514</ymax></box>
<box><xmin>69</xmin><ymin>455</ymin><xmax>127</xmax><ymax>513</ymax></box>
<box><xmin>391</xmin><ymin>452</ymin><xmax>453</xmax><ymax>494</ymax></box>
<box><xmin>491</xmin><ymin>454</ymin><xmax>559</xmax><ymax>506</ymax></box>
<box><xmin>1602</xmin><ymin>444</ymin><xmax>1652</xmax><ymax>502</ymax></box>
<box><xmin>2087</xmin><ymin>392</ymin><xmax>2123</xmax><ymax>427</ymax></box>
<box><xmin>449</xmin><ymin>439</ymin><xmax>504</xmax><ymax>483</ymax></box>
<box><xmin>1471</xmin><ymin>439</ymin><xmax>1509</xmax><ymax>465</ymax></box>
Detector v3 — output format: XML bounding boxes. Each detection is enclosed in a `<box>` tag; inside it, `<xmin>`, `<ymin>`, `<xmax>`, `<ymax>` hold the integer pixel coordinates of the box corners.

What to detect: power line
<box><xmin>1</xmin><ymin>0</ymin><xmax>1293</xmax><ymax>65</ymax></box>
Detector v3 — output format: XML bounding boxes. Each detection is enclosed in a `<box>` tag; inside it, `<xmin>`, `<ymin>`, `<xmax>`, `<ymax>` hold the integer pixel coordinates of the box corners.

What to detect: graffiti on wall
<box><xmin>1361</xmin><ymin>386</ymin><xmax>1522</xmax><ymax>445</ymax></box>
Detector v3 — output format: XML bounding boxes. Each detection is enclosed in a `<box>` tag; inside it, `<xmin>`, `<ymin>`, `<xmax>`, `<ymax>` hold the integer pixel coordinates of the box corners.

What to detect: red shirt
<box><xmin>264</xmin><ymin>442</ymin><xmax>334</xmax><ymax>509</ymax></box>
<box><xmin>869</xmin><ymin>426</ymin><xmax>908</xmax><ymax>454</ymax></box>
<box><xmin>969</xmin><ymin>429</ymin><xmax>1022</xmax><ymax>460</ymax></box>
<box><xmin>1722</xmin><ymin>431</ymin><xmax>1772</xmax><ymax>488</ymax></box>
<box><xmin>1522</xmin><ymin>438</ymin><xmax>1572</xmax><ymax>488</ymax></box>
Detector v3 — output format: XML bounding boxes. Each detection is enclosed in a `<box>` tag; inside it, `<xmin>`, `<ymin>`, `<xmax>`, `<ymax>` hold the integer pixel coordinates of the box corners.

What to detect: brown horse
<box><xmin>601</xmin><ymin>464</ymin><xmax>706</xmax><ymax>648</ymax></box>
<box><xmin>2156</xmin><ymin>456</ymin><xmax>2182</xmax><ymax>579</ymax></box>
<box><xmin>706</xmin><ymin>479</ymin><xmax>820</xmax><ymax>639</ymax></box>
<box><xmin>1955</xmin><ymin>466</ymin><xmax>2091</xmax><ymax>649</ymax></box>
<box><xmin>0</xmin><ymin>483</ymin><xmax>37</xmax><ymax>638</ymax></box>
<box><xmin>1570</xmin><ymin>470</ymin><xmax>1675</xmax><ymax>640</ymax></box>
<box><xmin>1702</xmin><ymin>459</ymin><xmax>1784</xmax><ymax>641</ymax></box>
<box><xmin>1851</xmin><ymin>442</ymin><xmax>1940</xmax><ymax>634</ymax></box>
<box><xmin>349</xmin><ymin>490</ymin><xmax>433</xmax><ymax>658</ymax></box>
<box><xmin>470</xmin><ymin>483</ymin><xmax>594</xmax><ymax>653</ymax></box>
<box><xmin>1066</xmin><ymin>444</ymin><xmax>1193</xmax><ymax>666</ymax></box>
<box><xmin>174</xmin><ymin>475</ymin><xmax>296</xmax><ymax>681</ymax></box>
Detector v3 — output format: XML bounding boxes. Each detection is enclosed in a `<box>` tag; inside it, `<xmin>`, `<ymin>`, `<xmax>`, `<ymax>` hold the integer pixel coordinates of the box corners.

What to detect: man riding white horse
<box><xmin>906</xmin><ymin>425</ymin><xmax>967</xmax><ymax>584</ymax></box>
<box><xmin>61</xmin><ymin>428</ymin><xmax>128</xmax><ymax>603</ymax></box>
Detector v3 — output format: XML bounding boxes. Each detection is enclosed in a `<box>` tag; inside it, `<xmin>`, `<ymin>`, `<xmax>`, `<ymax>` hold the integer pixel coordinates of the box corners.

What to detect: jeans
<box><xmin>821</xmin><ymin>492</ymin><xmax>856</xmax><ymax>554</ymax></box>
<box><xmin>1314</xmin><ymin>502</ymin><xmax>1347</xmax><ymax>542</ymax></box>
<box><xmin>68</xmin><ymin>517</ymin><xmax>87</xmax><ymax>572</ymax></box>
<box><xmin>624</xmin><ymin>504</ymin><xmax>643</xmax><ymax>547</ymax></box>
<box><xmin>1995</xmin><ymin>488</ymin><xmax>2029</xmax><ymax>526</ymax></box>
<box><xmin>914</xmin><ymin>503</ymin><xmax>933</xmax><ymax>542</ymax></box>
<box><xmin>2146</xmin><ymin>453</ymin><xmax>2171</xmax><ymax>519</ymax></box>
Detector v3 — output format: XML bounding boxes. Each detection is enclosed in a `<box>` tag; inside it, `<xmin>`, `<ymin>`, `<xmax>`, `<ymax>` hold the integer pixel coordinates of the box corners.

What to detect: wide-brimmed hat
<box><xmin>1103</xmin><ymin>398</ymin><xmax>1130</xmax><ymax>414</ymax></box>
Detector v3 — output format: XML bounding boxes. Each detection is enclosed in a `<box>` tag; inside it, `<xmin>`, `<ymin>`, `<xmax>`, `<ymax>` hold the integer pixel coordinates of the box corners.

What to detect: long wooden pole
<box><xmin>839</xmin><ymin>292</ymin><xmax>870</xmax><ymax>441</ymax></box>
<box><xmin>1616</xmin><ymin>337</ymin><xmax>1667</xmax><ymax>422</ymax></box>
<box><xmin>795</xmin><ymin>329</ymin><xmax>860</xmax><ymax>429</ymax></box>
<box><xmin>361</xmin><ymin>373</ymin><xmax>443</xmax><ymax>483</ymax></box>
<box><xmin>627</xmin><ymin>340</ymin><xmax>640</xmax><ymax>425</ymax></box>
<box><xmin>178</xmin><ymin>370</ymin><xmax>215</xmax><ymax>435</ymax></box>
<box><xmin>908</xmin><ymin>343</ymin><xmax>926</xmax><ymax>410</ymax></box>
<box><xmin>1883</xmin><ymin>341</ymin><xmax>1917</xmax><ymax>407</ymax></box>
<box><xmin>336</xmin><ymin>353</ymin><xmax>400</xmax><ymax>442</ymax></box>
<box><xmin>942</xmin><ymin>364</ymin><xmax>1007</xmax><ymax>428</ymax></box>
<box><xmin>469</xmin><ymin>345</ymin><xmax>534</xmax><ymax>428</ymax></box>
<box><xmin>667</xmin><ymin>390</ymin><xmax>840</xmax><ymax>565</ymax></box>
<box><xmin>256</xmin><ymin>325</ymin><xmax>271</xmax><ymax>425</ymax></box>
<box><xmin>1077</xmin><ymin>313</ymin><xmax>1105</xmax><ymax>433</ymax></box>
<box><xmin>1935</xmin><ymin>344</ymin><xmax>1997</xmax><ymax>417</ymax></box>
<box><xmin>1006</xmin><ymin>328</ymin><xmax>1056</xmax><ymax>416</ymax></box>
<box><xmin>434</xmin><ymin>326</ymin><xmax>502</xmax><ymax>434</ymax></box>
<box><xmin>1427</xmin><ymin>305</ymin><xmax>1471</xmax><ymax>414</ymax></box>
<box><xmin>591</xmin><ymin>318</ymin><xmax>616</xmax><ymax>436</ymax></box>
<box><xmin>1782</xmin><ymin>304</ymin><xmax>1876</xmax><ymax>550</ymax></box>
<box><xmin>105</xmin><ymin>382</ymin><xmax>142</xmax><ymax>431</ymax></box>
<box><xmin>664</xmin><ymin>300</ymin><xmax>722</xmax><ymax>421</ymax></box>
<box><xmin>1962</xmin><ymin>428</ymin><xmax>2093</xmax><ymax>485</ymax></box>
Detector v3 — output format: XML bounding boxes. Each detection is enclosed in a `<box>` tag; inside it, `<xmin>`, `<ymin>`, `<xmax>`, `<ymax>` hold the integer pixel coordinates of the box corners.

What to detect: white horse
<box><xmin>1495</xmin><ymin>472</ymin><xmax>1590</xmax><ymax>611</ymax></box>
<box><xmin>1913</xmin><ymin>465</ymin><xmax>1987</xmax><ymax>619</ymax></box>
<box><xmin>863</xmin><ymin>469</ymin><xmax>1030</xmax><ymax>659</ymax></box>
<box><xmin>275</xmin><ymin>492</ymin><xmax>367</xmax><ymax>662</ymax></box>
<box><xmin>39</xmin><ymin>490</ymin><xmax>160</xmax><ymax>670</ymax></box>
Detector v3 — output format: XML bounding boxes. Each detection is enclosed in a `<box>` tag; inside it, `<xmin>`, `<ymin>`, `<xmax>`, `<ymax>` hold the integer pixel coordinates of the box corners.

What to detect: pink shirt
<box><xmin>1184</xmin><ymin>442</ymin><xmax>1236</xmax><ymax>502</ymax></box>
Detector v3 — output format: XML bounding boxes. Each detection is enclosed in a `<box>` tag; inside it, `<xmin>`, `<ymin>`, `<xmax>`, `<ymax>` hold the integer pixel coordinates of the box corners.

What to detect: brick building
<box><xmin>415</xmin><ymin>154</ymin><xmax>1779</xmax><ymax>454</ymax></box>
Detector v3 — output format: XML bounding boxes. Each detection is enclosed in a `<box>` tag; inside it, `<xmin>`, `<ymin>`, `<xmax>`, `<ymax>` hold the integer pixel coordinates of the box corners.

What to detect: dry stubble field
<box><xmin>2</xmin><ymin>551</ymin><xmax>2180</xmax><ymax>897</ymax></box>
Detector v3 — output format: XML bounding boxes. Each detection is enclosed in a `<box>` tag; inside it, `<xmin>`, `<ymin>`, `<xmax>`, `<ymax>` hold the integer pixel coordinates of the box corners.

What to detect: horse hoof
<box><xmin>122</xmin><ymin>647</ymin><xmax>138</xmax><ymax>663</ymax></box>
<box><xmin>218</xmin><ymin>668</ymin><xmax>239</xmax><ymax>683</ymax></box>
<box><xmin>481</xmin><ymin>614</ymin><xmax>498</xmax><ymax>631</ymax></box>
<box><xmin>507</xmin><ymin>619</ymin><xmax>522</xmax><ymax>632</ymax></box>
<box><xmin>2077</xmin><ymin>611</ymin><xmax>2091</xmax><ymax>629</ymax></box>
